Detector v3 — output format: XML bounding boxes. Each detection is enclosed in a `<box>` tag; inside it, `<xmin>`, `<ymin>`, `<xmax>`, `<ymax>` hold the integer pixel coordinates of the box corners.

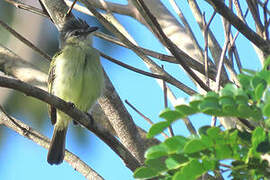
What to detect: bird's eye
<box><xmin>73</xmin><ymin>30</ymin><xmax>80</xmax><ymax>36</ymax></box>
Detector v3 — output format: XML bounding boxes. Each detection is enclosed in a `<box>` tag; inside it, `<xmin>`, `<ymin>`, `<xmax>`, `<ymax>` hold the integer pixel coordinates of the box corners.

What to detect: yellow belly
<box><xmin>52</xmin><ymin>45</ymin><xmax>104</xmax><ymax>127</ymax></box>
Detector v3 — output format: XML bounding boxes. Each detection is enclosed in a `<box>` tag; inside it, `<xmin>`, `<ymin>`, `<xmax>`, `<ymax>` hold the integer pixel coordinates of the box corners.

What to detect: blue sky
<box><xmin>0</xmin><ymin>0</ymin><xmax>265</xmax><ymax>180</ymax></box>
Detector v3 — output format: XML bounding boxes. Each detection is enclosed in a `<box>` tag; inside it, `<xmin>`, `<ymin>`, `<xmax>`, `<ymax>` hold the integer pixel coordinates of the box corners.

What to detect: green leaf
<box><xmin>165</xmin><ymin>154</ymin><xmax>189</xmax><ymax>169</ymax></box>
<box><xmin>189</xmin><ymin>94</ymin><xmax>203</xmax><ymax>109</ymax></box>
<box><xmin>215</xmin><ymin>144</ymin><xmax>232</xmax><ymax>159</ymax></box>
<box><xmin>201</xmin><ymin>135</ymin><xmax>214</xmax><ymax>148</ymax></box>
<box><xmin>251</xmin><ymin>76</ymin><xmax>264</xmax><ymax>89</ymax></box>
<box><xmin>220</xmin><ymin>84</ymin><xmax>237</xmax><ymax>96</ymax></box>
<box><xmin>238</xmin><ymin>74</ymin><xmax>252</xmax><ymax>89</ymax></box>
<box><xmin>147</xmin><ymin>121</ymin><xmax>170</xmax><ymax>138</ymax></box>
<box><xmin>263</xmin><ymin>56</ymin><xmax>270</xmax><ymax>70</ymax></box>
<box><xmin>256</xmin><ymin>140</ymin><xmax>270</xmax><ymax>153</ymax></box>
<box><xmin>252</xmin><ymin>127</ymin><xmax>266</xmax><ymax>148</ymax></box>
<box><xmin>222</xmin><ymin>104</ymin><xmax>237</xmax><ymax>116</ymax></box>
<box><xmin>263</xmin><ymin>102</ymin><xmax>270</xmax><ymax>117</ymax></box>
<box><xmin>202</xmin><ymin>156</ymin><xmax>217</xmax><ymax>171</ymax></box>
<box><xmin>237</xmin><ymin>104</ymin><xmax>253</xmax><ymax>118</ymax></box>
<box><xmin>234</xmin><ymin>89</ymin><xmax>249</xmax><ymax>105</ymax></box>
<box><xmin>255</xmin><ymin>83</ymin><xmax>266</xmax><ymax>101</ymax></box>
<box><xmin>251</xmin><ymin>107</ymin><xmax>263</xmax><ymax>121</ymax></box>
<box><xmin>242</xmin><ymin>68</ymin><xmax>257</xmax><ymax>75</ymax></box>
<box><xmin>237</xmin><ymin>130</ymin><xmax>252</xmax><ymax>143</ymax></box>
<box><xmin>173</xmin><ymin>170</ymin><xmax>190</xmax><ymax>180</ymax></box>
<box><xmin>145</xmin><ymin>143</ymin><xmax>168</xmax><ymax>159</ymax></box>
<box><xmin>198</xmin><ymin>126</ymin><xmax>211</xmax><ymax>136</ymax></box>
<box><xmin>173</xmin><ymin>159</ymin><xmax>204</xmax><ymax>180</ymax></box>
<box><xmin>199</xmin><ymin>98</ymin><xmax>221</xmax><ymax>116</ymax></box>
<box><xmin>205</xmin><ymin>91</ymin><xmax>219</xmax><ymax>98</ymax></box>
<box><xmin>219</xmin><ymin>96</ymin><xmax>235</xmax><ymax>106</ymax></box>
<box><xmin>257</xmin><ymin>70</ymin><xmax>270</xmax><ymax>85</ymax></box>
<box><xmin>207</xmin><ymin>127</ymin><xmax>221</xmax><ymax>137</ymax></box>
<box><xmin>164</xmin><ymin>136</ymin><xmax>187</xmax><ymax>154</ymax></box>
<box><xmin>175</xmin><ymin>104</ymin><xmax>197</xmax><ymax>116</ymax></box>
<box><xmin>159</xmin><ymin>108</ymin><xmax>184</xmax><ymax>123</ymax></box>
<box><xmin>145</xmin><ymin>158</ymin><xmax>167</xmax><ymax>172</ymax></box>
<box><xmin>183</xmin><ymin>139</ymin><xmax>206</xmax><ymax>154</ymax></box>
<box><xmin>133</xmin><ymin>167</ymin><xmax>158</xmax><ymax>179</ymax></box>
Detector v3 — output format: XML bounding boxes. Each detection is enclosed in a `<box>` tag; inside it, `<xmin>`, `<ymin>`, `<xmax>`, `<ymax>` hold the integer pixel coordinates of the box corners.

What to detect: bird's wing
<box><xmin>48</xmin><ymin>50</ymin><xmax>62</xmax><ymax>125</ymax></box>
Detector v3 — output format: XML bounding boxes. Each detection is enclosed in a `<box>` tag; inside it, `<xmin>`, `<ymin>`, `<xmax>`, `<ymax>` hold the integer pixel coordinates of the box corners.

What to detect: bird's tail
<box><xmin>47</xmin><ymin>126</ymin><xmax>67</xmax><ymax>165</ymax></box>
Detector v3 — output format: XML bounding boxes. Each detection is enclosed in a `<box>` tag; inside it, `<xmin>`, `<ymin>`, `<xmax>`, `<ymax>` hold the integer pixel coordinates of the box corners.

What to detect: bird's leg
<box><xmin>86</xmin><ymin>112</ymin><xmax>94</xmax><ymax>126</ymax></box>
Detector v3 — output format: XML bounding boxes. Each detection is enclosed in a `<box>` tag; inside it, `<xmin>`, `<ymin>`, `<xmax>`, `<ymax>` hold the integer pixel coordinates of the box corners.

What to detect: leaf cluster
<box><xmin>134</xmin><ymin>57</ymin><xmax>270</xmax><ymax>179</ymax></box>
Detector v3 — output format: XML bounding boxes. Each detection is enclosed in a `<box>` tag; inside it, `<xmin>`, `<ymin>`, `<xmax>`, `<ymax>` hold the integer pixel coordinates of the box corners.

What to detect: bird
<box><xmin>47</xmin><ymin>18</ymin><xmax>104</xmax><ymax>165</ymax></box>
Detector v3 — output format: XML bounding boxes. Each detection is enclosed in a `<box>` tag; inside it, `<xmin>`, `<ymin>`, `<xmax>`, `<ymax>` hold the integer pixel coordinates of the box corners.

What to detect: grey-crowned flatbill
<box><xmin>47</xmin><ymin>19</ymin><xmax>104</xmax><ymax>165</ymax></box>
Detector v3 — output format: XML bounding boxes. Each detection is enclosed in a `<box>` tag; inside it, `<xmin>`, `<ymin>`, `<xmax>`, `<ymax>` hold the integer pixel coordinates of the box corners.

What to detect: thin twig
<box><xmin>82</xmin><ymin>1</ymin><xmax>198</xmax><ymax>95</ymax></box>
<box><xmin>203</xmin><ymin>12</ymin><xmax>216</xmax><ymax>86</ymax></box>
<box><xmin>205</xmin><ymin>0</ymin><xmax>270</xmax><ymax>54</ymax></box>
<box><xmin>95</xmin><ymin>31</ymin><xmax>219</xmax><ymax>82</ymax></box>
<box><xmin>0</xmin><ymin>19</ymin><xmax>51</xmax><ymax>61</ymax></box>
<box><xmin>4</xmin><ymin>0</ymin><xmax>48</xmax><ymax>17</ymax></box>
<box><xmin>5</xmin><ymin>0</ymin><xmax>219</xmax><ymax>83</ymax></box>
<box><xmin>66</xmin><ymin>0</ymin><xmax>78</xmax><ymax>16</ymax></box>
<box><xmin>230</xmin><ymin>9</ymin><xmax>249</xmax><ymax>73</ymax></box>
<box><xmin>0</xmin><ymin>105</ymin><xmax>27</xmax><ymax>133</ymax></box>
<box><xmin>259</xmin><ymin>0</ymin><xmax>270</xmax><ymax>16</ymax></box>
<box><xmin>100</xmin><ymin>52</ymin><xmax>196</xmax><ymax>94</ymax></box>
<box><xmin>233</xmin><ymin>0</ymin><xmax>245</xmax><ymax>22</ymax></box>
<box><xmin>211</xmin><ymin>116</ymin><xmax>217</xmax><ymax>127</ymax></box>
<box><xmin>246</xmin><ymin>0</ymin><xmax>264</xmax><ymax>36</ymax></box>
<box><xmin>215</xmin><ymin>9</ymin><xmax>232</xmax><ymax>92</ymax></box>
<box><xmin>168</xmin><ymin>0</ymin><xmax>204</xmax><ymax>59</ymax></box>
<box><xmin>133</xmin><ymin>0</ymin><xmax>211</xmax><ymax>92</ymax></box>
<box><xmin>263</xmin><ymin>0</ymin><xmax>270</xmax><ymax>40</ymax></box>
<box><xmin>215</xmin><ymin>38</ymin><xmax>230</xmax><ymax>92</ymax></box>
<box><xmin>161</xmin><ymin>65</ymin><xmax>174</xmax><ymax>137</ymax></box>
<box><xmin>125</xmin><ymin>100</ymin><xmax>169</xmax><ymax>139</ymax></box>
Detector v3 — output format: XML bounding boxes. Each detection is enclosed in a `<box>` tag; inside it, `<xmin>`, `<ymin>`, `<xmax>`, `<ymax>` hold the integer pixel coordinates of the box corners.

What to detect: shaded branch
<box><xmin>0</xmin><ymin>44</ymin><xmax>47</xmax><ymax>89</ymax></box>
<box><xmin>65</xmin><ymin>0</ymin><xmax>132</xmax><ymax>17</ymax></box>
<box><xmin>0</xmin><ymin>19</ymin><xmax>51</xmax><ymax>61</ymax></box>
<box><xmin>4</xmin><ymin>0</ymin><xmax>48</xmax><ymax>17</ymax></box>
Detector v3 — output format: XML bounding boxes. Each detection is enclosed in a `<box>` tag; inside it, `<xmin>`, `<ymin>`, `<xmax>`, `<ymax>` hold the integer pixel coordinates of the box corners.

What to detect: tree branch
<box><xmin>131</xmin><ymin>0</ymin><xmax>212</xmax><ymax>92</ymax></box>
<box><xmin>0</xmin><ymin>107</ymin><xmax>104</xmax><ymax>180</ymax></box>
<box><xmin>0</xmin><ymin>75</ymin><xmax>141</xmax><ymax>171</ymax></box>
<box><xmin>205</xmin><ymin>0</ymin><xmax>270</xmax><ymax>55</ymax></box>
<box><xmin>0</xmin><ymin>44</ymin><xmax>47</xmax><ymax>89</ymax></box>
<box><xmin>101</xmin><ymin>52</ymin><xmax>197</xmax><ymax>95</ymax></box>
<box><xmin>0</xmin><ymin>19</ymin><xmax>51</xmax><ymax>61</ymax></box>
<box><xmin>4</xmin><ymin>0</ymin><xmax>48</xmax><ymax>17</ymax></box>
<box><xmin>40</xmin><ymin>0</ymin><xmax>148</xmax><ymax>164</ymax></box>
<box><xmin>65</xmin><ymin>0</ymin><xmax>132</xmax><ymax>17</ymax></box>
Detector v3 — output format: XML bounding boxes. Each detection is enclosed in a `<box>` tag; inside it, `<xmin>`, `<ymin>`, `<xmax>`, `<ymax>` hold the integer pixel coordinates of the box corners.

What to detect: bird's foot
<box><xmin>67</xmin><ymin>101</ymin><xmax>75</xmax><ymax>108</ymax></box>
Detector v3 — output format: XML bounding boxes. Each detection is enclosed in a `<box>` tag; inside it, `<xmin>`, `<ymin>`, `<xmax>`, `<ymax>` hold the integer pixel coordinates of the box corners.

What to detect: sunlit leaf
<box><xmin>183</xmin><ymin>139</ymin><xmax>206</xmax><ymax>153</ymax></box>
<box><xmin>145</xmin><ymin>144</ymin><xmax>168</xmax><ymax>159</ymax></box>
<box><xmin>147</xmin><ymin>121</ymin><xmax>170</xmax><ymax>138</ymax></box>
<box><xmin>133</xmin><ymin>167</ymin><xmax>158</xmax><ymax>179</ymax></box>
<box><xmin>159</xmin><ymin>108</ymin><xmax>184</xmax><ymax>123</ymax></box>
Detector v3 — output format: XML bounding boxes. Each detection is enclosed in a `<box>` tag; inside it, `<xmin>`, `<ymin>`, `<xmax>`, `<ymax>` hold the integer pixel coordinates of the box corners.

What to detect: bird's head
<box><xmin>60</xmin><ymin>18</ymin><xmax>98</xmax><ymax>47</ymax></box>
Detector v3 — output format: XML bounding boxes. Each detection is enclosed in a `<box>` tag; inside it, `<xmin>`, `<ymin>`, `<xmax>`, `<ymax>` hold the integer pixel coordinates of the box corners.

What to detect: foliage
<box><xmin>134</xmin><ymin>57</ymin><xmax>270</xmax><ymax>180</ymax></box>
